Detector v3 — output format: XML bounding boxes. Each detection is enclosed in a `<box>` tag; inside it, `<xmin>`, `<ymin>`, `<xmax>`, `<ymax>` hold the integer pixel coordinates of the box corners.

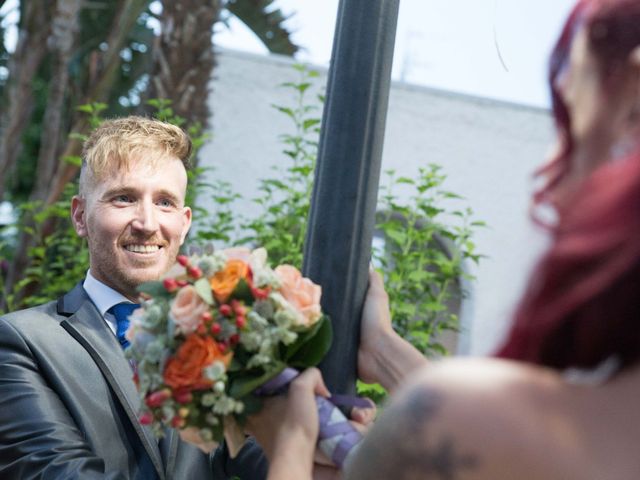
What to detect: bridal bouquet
<box><xmin>125</xmin><ymin>247</ymin><xmax>333</xmax><ymax>452</ymax></box>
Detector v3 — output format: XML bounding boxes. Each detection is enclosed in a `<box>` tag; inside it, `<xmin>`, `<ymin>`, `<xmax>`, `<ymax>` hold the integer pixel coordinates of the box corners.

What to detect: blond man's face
<box><xmin>72</xmin><ymin>153</ymin><xmax>192</xmax><ymax>299</ymax></box>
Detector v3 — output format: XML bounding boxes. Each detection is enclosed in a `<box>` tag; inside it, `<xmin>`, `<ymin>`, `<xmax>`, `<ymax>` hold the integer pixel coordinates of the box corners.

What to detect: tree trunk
<box><xmin>30</xmin><ymin>0</ymin><xmax>82</xmax><ymax>203</ymax></box>
<box><xmin>0</xmin><ymin>0</ymin><xmax>51</xmax><ymax>200</ymax></box>
<box><xmin>44</xmin><ymin>0</ymin><xmax>150</xmax><ymax>206</ymax></box>
<box><xmin>146</xmin><ymin>0</ymin><xmax>220</xmax><ymax>145</ymax></box>
<box><xmin>3</xmin><ymin>0</ymin><xmax>82</xmax><ymax>308</ymax></box>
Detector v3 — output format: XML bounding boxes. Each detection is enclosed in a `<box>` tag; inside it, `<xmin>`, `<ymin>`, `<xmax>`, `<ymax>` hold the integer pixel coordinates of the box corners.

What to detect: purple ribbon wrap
<box><xmin>255</xmin><ymin>368</ymin><xmax>367</xmax><ymax>468</ymax></box>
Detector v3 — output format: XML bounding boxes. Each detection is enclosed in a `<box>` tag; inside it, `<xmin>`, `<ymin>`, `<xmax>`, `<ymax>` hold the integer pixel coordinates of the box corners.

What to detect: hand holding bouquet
<box><xmin>126</xmin><ymin>247</ymin><xmax>362</xmax><ymax>466</ymax></box>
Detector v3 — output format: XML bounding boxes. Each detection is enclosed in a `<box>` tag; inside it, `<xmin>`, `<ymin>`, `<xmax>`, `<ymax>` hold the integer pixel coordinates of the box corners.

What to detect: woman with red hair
<box><xmin>248</xmin><ymin>1</ymin><xmax>640</xmax><ymax>478</ymax></box>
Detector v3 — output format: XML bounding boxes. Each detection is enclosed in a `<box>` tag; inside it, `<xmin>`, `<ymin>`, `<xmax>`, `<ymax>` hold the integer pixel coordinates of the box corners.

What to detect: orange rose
<box><xmin>275</xmin><ymin>265</ymin><xmax>322</xmax><ymax>327</ymax></box>
<box><xmin>163</xmin><ymin>335</ymin><xmax>232</xmax><ymax>390</ymax></box>
<box><xmin>210</xmin><ymin>259</ymin><xmax>249</xmax><ymax>303</ymax></box>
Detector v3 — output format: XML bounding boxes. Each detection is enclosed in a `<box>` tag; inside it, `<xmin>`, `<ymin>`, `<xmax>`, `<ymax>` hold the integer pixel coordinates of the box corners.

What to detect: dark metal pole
<box><xmin>302</xmin><ymin>0</ymin><xmax>400</xmax><ymax>394</ymax></box>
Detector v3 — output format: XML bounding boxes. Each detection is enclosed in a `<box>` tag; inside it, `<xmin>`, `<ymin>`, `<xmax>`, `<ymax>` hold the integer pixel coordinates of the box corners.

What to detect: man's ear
<box><xmin>180</xmin><ymin>206</ymin><xmax>192</xmax><ymax>245</ymax></box>
<box><xmin>71</xmin><ymin>195</ymin><xmax>88</xmax><ymax>237</ymax></box>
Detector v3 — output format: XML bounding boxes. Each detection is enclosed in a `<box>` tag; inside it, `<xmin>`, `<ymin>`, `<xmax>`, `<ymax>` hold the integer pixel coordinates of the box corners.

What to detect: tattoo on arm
<box><xmin>346</xmin><ymin>387</ymin><xmax>478</xmax><ymax>480</ymax></box>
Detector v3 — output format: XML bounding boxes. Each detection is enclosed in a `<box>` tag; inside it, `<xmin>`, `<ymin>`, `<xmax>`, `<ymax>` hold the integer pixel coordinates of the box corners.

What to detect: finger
<box><xmin>367</xmin><ymin>269</ymin><xmax>388</xmax><ymax>300</ymax></box>
<box><xmin>295</xmin><ymin>367</ymin><xmax>330</xmax><ymax>398</ymax></box>
<box><xmin>178</xmin><ymin>427</ymin><xmax>220</xmax><ymax>454</ymax></box>
<box><xmin>313</xmin><ymin>447</ymin><xmax>334</xmax><ymax>466</ymax></box>
<box><xmin>350</xmin><ymin>399</ymin><xmax>376</xmax><ymax>425</ymax></box>
<box><xmin>349</xmin><ymin>419</ymin><xmax>369</xmax><ymax>435</ymax></box>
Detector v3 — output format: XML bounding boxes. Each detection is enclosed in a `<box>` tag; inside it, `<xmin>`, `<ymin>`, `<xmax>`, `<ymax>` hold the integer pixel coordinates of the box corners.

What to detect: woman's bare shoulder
<box><xmin>347</xmin><ymin>357</ymin><xmax>593</xmax><ymax>480</ymax></box>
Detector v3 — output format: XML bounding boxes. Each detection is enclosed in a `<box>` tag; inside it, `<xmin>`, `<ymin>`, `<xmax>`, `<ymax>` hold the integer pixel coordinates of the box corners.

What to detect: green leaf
<box><xmin>137</xmin><ymin>281</ymin><xmax>171</xmax><ymax>300</ymax></box>
<box><xmin>238</xmin><ymin>394</ymin><xmax>264</xmax><ymax>416</ymax></box>
<box><xmin>230</xmin><ymin>278</ymin><xmax>254</xmax><ymax>304</ymax></box>
<box><xmin>272</xmin><ymin>105</ymin><xmax>295</xmax><ymax>119</ymax></box>
<box><xmin>302</xmin><ymin>118</ymin><xmax>320</xmax><ymax>130</ymax></box>
<box><xmin>396</xmin><ymin>176</ymin><xmax>415</xmax><ymax>185</ymax></box>
<box><xmin>384</xmin><ymin>229</ymin><xmax>406</xmax><ymax>246</ymax></box>
<box><xmin>296</xmin><ymin>82</ymin><xmax>311</xmax><ymax>93</ymax></box>
<box><xmin>63</xmin><ymin>155</ymin><xmax>82</xmax><ymax>166</ymax></box>
<box><xmin>229</xmin><ymin>363</ymin><xmax>285</xmax><ymax>399</ymax></box>
<box><xmin>76</xmin><ymin>104</ymin><xmax>95</xmax><ymax>113</ymax></box>
<box><xmin>287</xmin><ymin>316</ymin><xmax>332</xmax><ymax>368</ymax></box>
<box><xmin>356</xmin><ymin>381</ymin><xmax>388</xmax><ymax>406</ymax></box>
<box><xmin>194</xmin><ymin>277</ymin><xmax>214</xmax><ymax>305</ymax></box>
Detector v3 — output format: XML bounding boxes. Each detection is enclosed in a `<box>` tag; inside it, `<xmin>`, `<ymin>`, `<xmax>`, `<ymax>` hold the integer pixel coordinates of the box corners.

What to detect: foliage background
<box><xmin>0</xmin><ymin>2</ymin><xmax>484</xmax><ymax>386</ymax></box>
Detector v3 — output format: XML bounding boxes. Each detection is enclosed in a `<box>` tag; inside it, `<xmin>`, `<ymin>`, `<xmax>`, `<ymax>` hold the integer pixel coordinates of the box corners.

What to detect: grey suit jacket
<box><xmin>0</xmin><ymin>284</ymin><xmax>267</xmax><ymax>479</ymax></box>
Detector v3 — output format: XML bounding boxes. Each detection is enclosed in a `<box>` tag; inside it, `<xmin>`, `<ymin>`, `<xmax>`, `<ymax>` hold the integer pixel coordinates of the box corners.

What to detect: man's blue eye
<box><xmin>158</xmin><ymin>199</ymin><xmax>173</xmax><ymax>207</ymax></box>
<box><xmin>115</xmin><ymin>195</ymin><xmax>131</xmax><ymax>203</ymax></box>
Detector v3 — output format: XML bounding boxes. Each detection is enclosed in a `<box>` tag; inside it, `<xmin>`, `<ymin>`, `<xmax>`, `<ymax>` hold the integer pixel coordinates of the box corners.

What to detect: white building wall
<box><xmin>199</xmin><ymin>49</ymin><xmax>554</xmax><ymax>356</ymax></box>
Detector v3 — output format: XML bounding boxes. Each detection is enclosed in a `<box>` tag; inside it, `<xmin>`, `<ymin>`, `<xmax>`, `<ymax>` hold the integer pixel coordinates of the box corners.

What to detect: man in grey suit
<box><xmin>0</xmin><ymin>116</ymin><xmax>267</xmax><ymax>479</ymax></box>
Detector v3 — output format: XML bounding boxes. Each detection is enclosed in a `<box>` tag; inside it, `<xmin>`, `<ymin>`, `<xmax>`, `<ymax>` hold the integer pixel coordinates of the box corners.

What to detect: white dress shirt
<box><xmin>83</xmin><ymin>270</ymin><xmax>134</xmax><ymax>335</ymax></box>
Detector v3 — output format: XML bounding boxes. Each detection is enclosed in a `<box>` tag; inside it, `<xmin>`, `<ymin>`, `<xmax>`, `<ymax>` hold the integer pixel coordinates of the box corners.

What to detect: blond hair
<box><xmin>79</xmin><ymin>116</ymin><xmax>192</xmax><ymax>195</ymax></box>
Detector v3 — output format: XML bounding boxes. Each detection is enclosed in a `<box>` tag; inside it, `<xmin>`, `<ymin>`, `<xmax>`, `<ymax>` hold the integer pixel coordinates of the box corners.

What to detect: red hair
<box><xmin>497</xmin><ymin>0</ymin><xmax>640</xmax><ymax>370</ymax></box>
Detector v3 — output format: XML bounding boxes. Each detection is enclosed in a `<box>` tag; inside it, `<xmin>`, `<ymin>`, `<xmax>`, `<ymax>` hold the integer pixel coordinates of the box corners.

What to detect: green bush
<box><xmin>375</xmin><ymin>166</ymin><xmax>485</xmax><ymax>356</ymax></box>
<box><xmin>1</xmin><ymin>183</ymin><xmax>88</xmax><ymax>312</ymax></box>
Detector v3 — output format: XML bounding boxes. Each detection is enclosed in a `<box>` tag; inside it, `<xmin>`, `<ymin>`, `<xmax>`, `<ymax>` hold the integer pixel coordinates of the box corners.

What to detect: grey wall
<box><xmin>199</xmin><ymin>49</ymin><xmax>554</xmax><ymax>355</ymax></box>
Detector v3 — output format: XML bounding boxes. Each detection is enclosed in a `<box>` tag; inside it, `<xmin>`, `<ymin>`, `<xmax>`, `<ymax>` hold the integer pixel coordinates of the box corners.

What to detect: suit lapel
<box><xmin>160</xmin><ymin>428</ymin><xmax>180</xmax><ymax>479</ymax></box>
<box><xmin>58</xmin><ymin>285</ymin><xmax>165</xmax><ymax>479</ymax></box>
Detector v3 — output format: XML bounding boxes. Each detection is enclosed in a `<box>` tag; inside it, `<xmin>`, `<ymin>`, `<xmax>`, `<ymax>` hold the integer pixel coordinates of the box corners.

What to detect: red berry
<box><xmin>196</xmin><ymin>324</ymin><xmax>206</xmax><ymax>335</ymax></box>
<box><xmin>251</xmin><ymin>286</ymin><xmax>270</xmax><ymax>300</ymax></box>
<box><xmin>145</xmin><ymin>389</ymin><xmax>171</xmax><ymax>408</ymax></box>
<box><xmin>217</xmin><ymin>342</ymin><xmax>228</xmax><ymax>353</ymax></box>
<box><xmin>187</xmin><ymin>265</ymin><xmax>202</xmax><ymax>279</ymax></box>
<box><xmin>210</xmin><ymin>323</ymin><xmax>222</xmax><ymax>335</ymax></box>
<box><xmin>171</xmin><ymin>415</ymin><xmax>184</xmax><ymax>428</ymax></box>
<box><xmin>176</xmin><ymin>280</ymin><xmax>188</xmax><ymax>288</ymax></box>
<box><xmin>201</xmin><ymin>311</ymin><xmax>212</xmax><ymax>322</ymax></box>
<box><xmin>173</xmin><ymin>389</ymin><xmax>193</xmax><ymax>404</ymax></box>
<box><xmin>163</xmin><ymin>278</ymin><xmax>178</xmax><ymax>293</ymax></box>
<box><xmin>231</xmin><ymin>300</ymin><xmax>246</xmax><ymax>316</ymax></box>
<box><xmin>236</xmin><ymin>316</ymin><xmax>246</xmax><ymax>329</ymax></box>
<box><xmin>177</xmin><ymin>255</ymin><xmax>190</xmax><ymax>267</ymax></box>
<box><xmin>139</xmin><ymin>411</ymin><xmax>154</xmax><ymax>425</ymax></box>
<box><xmin>230</xmin><ymin>334</ymin><xmax>240</xmax><ymax>345</ymax></box>
<box><xmin>219</xmin><ymin>304</ymin><xmax>232</xmax><ymax>316</ymax></box>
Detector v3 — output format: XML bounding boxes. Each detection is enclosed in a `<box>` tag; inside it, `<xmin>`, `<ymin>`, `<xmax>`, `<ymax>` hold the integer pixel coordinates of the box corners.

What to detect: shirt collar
<box><xmin>83</xmin><ymin>270</ymin><xmax>133</xmax><ymax>318</ymax></box>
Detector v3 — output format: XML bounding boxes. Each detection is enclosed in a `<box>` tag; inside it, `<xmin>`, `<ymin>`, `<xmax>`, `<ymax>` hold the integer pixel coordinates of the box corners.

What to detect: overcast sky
<box><xmin>0</xmin><ymin>0</ymin><xmax>578</xmax><ymax>108</ymax></box>
<box><xmin>215</xmin><ymin>0</ymin><xmax>578</xmax><ymax>108</ymax></box>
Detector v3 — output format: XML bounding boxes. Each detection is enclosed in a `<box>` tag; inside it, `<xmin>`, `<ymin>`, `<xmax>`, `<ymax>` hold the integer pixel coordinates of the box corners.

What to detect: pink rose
<box><xmin>275</xmin><ymin>265</ymin><xmax>322</xmax><ymax>327</ymax></box>
<box><xmin>170</xmin><ymin>285</ymin><xmax>209</xmax><ymax>335</ymax></box>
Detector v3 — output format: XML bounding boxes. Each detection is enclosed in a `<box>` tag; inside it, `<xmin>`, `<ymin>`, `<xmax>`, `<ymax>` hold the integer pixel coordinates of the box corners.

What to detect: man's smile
<box><xmin>124</xmin><ymin>244</ymin><xmax>162</xmax><ymax>254</ymax></box>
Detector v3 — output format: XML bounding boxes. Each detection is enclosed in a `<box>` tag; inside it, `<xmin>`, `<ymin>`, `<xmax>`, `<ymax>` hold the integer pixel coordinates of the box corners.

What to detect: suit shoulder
<box><xmin>1</xmin><ymin>301</ymin><xmax>62</xmax><ymax>330</ymax></box>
